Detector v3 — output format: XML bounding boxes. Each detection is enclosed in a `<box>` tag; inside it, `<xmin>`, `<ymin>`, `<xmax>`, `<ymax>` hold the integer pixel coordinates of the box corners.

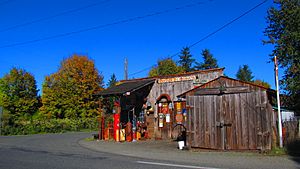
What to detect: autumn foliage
<box><xmin>41</xmin><ymin>55</ymin><xmax>104</xmax><ymax>119</ymax></box>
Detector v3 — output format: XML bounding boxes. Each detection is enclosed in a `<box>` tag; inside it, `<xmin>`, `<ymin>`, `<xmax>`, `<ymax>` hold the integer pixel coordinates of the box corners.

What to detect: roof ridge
<box><xmin>120</xmin><ymin>67</ymin><xmax>225</xmax><ymax>82</ymax></box>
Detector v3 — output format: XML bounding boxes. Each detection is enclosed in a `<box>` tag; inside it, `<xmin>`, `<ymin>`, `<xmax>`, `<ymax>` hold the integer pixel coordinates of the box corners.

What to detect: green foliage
<box><xmin>107</xmin><ymin>73</ymin><xmax>117</xmax><ymax>87</ymax></box>
<box><xmin>178</xmin><ymin>47</ymin><xmax>195</xmax><ymax>72</ymax></box>
<box><xmin>40</xmin><ymin>54</ymin><xmax>104</xmax><ymax>119</ymax></box>
<box><xmin>148</xmin><ymin>58</ymin><xmax>184</xmax><ymax>77</ymax></box>
<box><xmin>253</xmin><ymin>79</ymin><xmax>271</xmax><ymax>88</ymax></box>
<box><xmin>0</xmin><ymin>117</ymin><xmax>98</xmax><ymax>135</ymax></box>
<box><xmin>194</xmin><ymin>49</ymin><xmax>219</xmax><ymax>70</ymax></box>
<box><xmin>264</xmin><ymin>0</ymin><xmax>300</xmax><ymax>113</ymax></box>
<box><xmin>0</xmin><ymin>68</ymin><xmax>39</xmax><ymax>123</ymax></box>
<box><xmin>236</xmin><ymin>65</ymin><xmax>254</xmax><ymax>82</ymax></box>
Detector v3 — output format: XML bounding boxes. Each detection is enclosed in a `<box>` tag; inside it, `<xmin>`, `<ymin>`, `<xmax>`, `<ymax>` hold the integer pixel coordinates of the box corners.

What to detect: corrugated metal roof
<box><xmin>96</xmin><ymin>79</ymin><xmax>155</xmax><ymax>96</ymax></box>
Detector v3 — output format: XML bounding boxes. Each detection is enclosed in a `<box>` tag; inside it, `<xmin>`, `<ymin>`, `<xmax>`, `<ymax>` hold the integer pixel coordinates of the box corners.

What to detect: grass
<box><xmin>84</xmin><ymin>137</ymin><xmax>95</xmax><ymax>141</ymax></box>
<box><xmin>267</xmin><ymin>147</ymin><xmax>287</xmax><ymax>156</ymax></box>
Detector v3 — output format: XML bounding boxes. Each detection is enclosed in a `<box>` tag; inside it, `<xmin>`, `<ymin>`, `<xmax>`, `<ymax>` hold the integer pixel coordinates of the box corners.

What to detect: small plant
<box><xmin>267</xmin><ymin>147</ymin><xmax>286</xmax><ymax>156</ymax></box>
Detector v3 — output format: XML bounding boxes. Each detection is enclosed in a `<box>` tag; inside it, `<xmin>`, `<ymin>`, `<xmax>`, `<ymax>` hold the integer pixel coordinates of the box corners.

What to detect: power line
<box><xmin>128</xmin><ymin>0</ymin><xmax>269</xmax><ymax>77</ymax></box>
<box><xmin>0</xmin><ymin>0</ymin><xmax>111</xmax><ymax>33</ymax></box>
<box><xmin>0</xmin><ymin>1</ymin><xmax>208</xmax><ymax>49</ymax></box>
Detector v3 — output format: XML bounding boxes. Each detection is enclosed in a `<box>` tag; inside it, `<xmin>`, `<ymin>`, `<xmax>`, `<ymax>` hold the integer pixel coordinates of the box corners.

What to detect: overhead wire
<box><xmin>128</xmin><ymin>0</ymin><xmax>269</xmax><ymax>77</ymax></box>
<box><xmin>0</xmin><ymin>1</ymin><xmax>209</xmax><ymax>49</ymax></box>
<box><xmin>0</xmin><ymin>0</ymin><xmax>111</xmax><ymax>33</ymax></box>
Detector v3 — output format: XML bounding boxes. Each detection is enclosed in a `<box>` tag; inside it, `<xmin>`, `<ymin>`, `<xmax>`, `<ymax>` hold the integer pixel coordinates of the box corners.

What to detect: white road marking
<box><xmin>136</xmin><ymin>161</ymin><xmax>222</xmax><ymax>169</ymax></box>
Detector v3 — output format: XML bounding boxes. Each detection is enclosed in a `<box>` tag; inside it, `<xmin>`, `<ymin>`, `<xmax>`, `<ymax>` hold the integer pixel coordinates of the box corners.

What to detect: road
<box><xmin>0</xmin><ymin>132</ymin><xmax>299</xmax><ymax>169</ymax></box>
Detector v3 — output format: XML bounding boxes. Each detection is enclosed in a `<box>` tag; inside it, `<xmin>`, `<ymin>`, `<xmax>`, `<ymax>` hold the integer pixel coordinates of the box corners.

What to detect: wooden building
<box><xmin>178</xmin><ymin>76</ymin><xmax>276</xmax><ymax>150</ymax></box>
<box><xmin>97</xmin><ymin>68</ymin><xmax>224</xmax><ymax>140</ymax></box>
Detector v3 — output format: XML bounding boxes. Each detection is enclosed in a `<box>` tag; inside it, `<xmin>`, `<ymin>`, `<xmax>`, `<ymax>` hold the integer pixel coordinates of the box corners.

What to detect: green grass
<box><xmin>84</xmin><ymin>137</ymin><xmax>95</xmax><ymax>141</ymax></box>
<box><xmin>267</xmin><ymin>147</ymin><xmax>287</xmax><ymax>156</ymax></box>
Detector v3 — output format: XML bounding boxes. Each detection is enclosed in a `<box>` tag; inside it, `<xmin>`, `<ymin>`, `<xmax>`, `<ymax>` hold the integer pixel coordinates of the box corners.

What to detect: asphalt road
<box><xmin>0</xmin><ymin>132</ymin><xmax>299</xmax><ymax>169</ymax></box>
<box><xmin>0</xmin><ymin>132</ymin><xmax>218</xmax><ymax>169</ymax></box>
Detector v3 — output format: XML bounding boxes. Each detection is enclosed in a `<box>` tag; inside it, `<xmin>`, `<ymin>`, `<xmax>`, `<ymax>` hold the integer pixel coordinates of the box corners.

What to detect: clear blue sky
<box><xmin>0</xmin><ymin>0</ymin><xmax>279</xmax><ymax>93</ymax></box>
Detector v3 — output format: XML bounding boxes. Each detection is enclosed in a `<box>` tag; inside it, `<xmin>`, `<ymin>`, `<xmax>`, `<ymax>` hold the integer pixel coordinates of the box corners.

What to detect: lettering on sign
<box><xmin>158</xmin><ymin>75</ymin><xmax>196</xmax><ymax>83</ymax></box>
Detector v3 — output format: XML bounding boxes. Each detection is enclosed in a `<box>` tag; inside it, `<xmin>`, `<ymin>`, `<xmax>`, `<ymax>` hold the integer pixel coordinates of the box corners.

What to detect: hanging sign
<box><xmin>158</xmin><ymin>75</ymin><xmax>196</xmax><ymax>83</ymax></box>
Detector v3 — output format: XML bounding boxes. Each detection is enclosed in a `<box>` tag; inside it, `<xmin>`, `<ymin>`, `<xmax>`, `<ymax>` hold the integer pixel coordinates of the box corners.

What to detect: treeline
<box><xmin>0</xmin><ymin>55</ymin><xmax>103</xmax><ymax>135</ymax></box>
<box><xmin>149</xmin><ymin>47</ymin><xmax>271</xmax><ymax>88</ymax></box>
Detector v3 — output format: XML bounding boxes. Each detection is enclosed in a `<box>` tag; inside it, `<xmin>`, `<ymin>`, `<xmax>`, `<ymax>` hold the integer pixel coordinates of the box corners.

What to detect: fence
<box><xmin>283</xmin><ymin>117</ymin><xmax>300</xmax><ymax>145</ymax></box>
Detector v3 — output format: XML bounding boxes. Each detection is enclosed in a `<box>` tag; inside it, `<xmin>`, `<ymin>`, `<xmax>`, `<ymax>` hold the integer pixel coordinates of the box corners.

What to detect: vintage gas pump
<box><xmin>113</xmin><ymin>101</ymin><xmax>121</xmax><ymax>142</ymax></box>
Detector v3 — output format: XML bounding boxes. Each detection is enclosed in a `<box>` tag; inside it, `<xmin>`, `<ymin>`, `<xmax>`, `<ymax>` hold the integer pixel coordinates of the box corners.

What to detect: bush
<box><xmin>0</xmin><ymin>118</ymin><xmax>99</xmax><ymax>135</ymax></box>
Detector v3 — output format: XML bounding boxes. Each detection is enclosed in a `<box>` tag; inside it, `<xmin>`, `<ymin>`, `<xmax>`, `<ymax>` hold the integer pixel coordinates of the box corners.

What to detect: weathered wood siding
<box><xmin>147</xmin><ymin>70</ymin><xmax>223</xmax><ymax>108</ymax></box>
<box><xmin>185</xmin><ymin>77</ymin><xmax>274</xmax><ymax>150</ymax></box>
<box><xmin>146</xmin><ymin>70</ymin><xmax>223</xmax><ymax>139</ymax></box>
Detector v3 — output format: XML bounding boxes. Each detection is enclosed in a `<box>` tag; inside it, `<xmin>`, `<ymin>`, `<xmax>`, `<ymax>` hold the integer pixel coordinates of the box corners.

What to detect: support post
<box><xmin>274</xmin><ymin>56</ymin><xmax>283</xmax><ymax>148</ymax></box>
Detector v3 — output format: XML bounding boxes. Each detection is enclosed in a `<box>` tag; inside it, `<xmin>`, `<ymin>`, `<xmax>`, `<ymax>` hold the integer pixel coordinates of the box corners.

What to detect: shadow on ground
<box><xmin>286</xmin><ymin>139</ymin><xmax>300</xmax><ymax>164</ymax></box>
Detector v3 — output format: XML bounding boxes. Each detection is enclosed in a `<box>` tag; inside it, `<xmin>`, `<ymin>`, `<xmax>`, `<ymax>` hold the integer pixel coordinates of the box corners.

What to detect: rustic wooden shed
<box><xmin>97</xmin><ymin>68</ymin><xmax>224</xmax><ymax>141</ymax></box>
<box><xmin>178</xmin><ymin>76</ymin><xmax>276</xmax><ymax>150</ymax></box>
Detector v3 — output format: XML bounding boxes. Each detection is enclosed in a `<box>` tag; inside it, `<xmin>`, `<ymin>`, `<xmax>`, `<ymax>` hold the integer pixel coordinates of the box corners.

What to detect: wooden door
<box><xmin>187</xmin><ymin>91</ymin><xmax>272</xmax><ymax>150</ymax></box>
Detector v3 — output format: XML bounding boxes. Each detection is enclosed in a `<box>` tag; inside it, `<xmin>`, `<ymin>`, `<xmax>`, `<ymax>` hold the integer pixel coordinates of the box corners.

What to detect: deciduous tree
<box><xmin>148</xmin><ymin>58</ymin><xmax>184</xmax><ymax>77</ymax></box>
<box><xmin>253</xmin><ymin>79</ymin><xmax>271</xmax><ymax>88</ymax></box>
<box><xmin>0</xmin><ymin>68</ymin><xmax>39</xmax><ymax>122</ymax></box>
<box><xmin>41</xmin><ymin>54</ymin><xmax>104</xmax><ymax>119</ymax></box>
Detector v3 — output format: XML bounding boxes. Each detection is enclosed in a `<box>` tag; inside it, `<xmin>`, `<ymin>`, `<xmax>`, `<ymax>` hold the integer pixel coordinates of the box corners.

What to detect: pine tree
<box><xmin>236</xmin><ymin>65</ymin><xmax>254</xmax><ymax>82</ymax></box>
<box><xmin>107</xmin><ymin>73</ymin><xmax>117</xmax><ymax>87</ymax></box>
<box><xmin>264</xmin><ymin>0</ymin><xmax>300</xmax><ymax>113</ymax></box>
<box><xmin>194</xmin><ymin>49</ymin><xmax>219</xmax><ymax>70</ymax></box>
<box><xmin>178</xmin><ymin>47</ymin><xmax>195</xmax><ymax>72</ymax></box>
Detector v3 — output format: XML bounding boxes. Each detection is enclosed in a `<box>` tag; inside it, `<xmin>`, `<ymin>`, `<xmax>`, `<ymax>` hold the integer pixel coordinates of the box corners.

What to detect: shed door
<box><xmin>187</xmin><ymin>91</ymin><xmax>272</xmax><ymax>150</ymax></box>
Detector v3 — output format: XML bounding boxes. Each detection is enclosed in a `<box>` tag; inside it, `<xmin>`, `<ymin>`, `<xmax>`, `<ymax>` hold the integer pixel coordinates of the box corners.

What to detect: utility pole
<box><xmin>124</xmin><ymin>58</ymin><xmax>128</xmax><ymax>80</ymax></box>
<box><xmin>274</xmin><ymin>56</ymin><xmax>283</xmax><ymax>148</ymax></box>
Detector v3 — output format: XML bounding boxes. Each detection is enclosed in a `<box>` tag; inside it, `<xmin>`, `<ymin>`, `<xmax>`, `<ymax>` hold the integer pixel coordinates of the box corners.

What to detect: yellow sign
<box><xmin>158</xmin><ymin>75</ymin><xmax>196</xmax><ymax>83</ymax></box>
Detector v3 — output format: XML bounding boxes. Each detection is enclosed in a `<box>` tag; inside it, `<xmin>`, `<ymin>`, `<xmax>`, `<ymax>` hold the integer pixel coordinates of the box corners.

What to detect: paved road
<box><xmin>0</xmin><ymin>132</ymin><xmax>299</xmax><ymax>169</ymax></box>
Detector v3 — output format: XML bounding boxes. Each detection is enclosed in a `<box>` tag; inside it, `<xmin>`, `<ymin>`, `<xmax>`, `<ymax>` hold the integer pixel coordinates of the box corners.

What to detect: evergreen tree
<box><xmin>178</xmin><ymin>47</ymin><xmax>195</xmax><ymax>72</ymax></box>
<box><xmin>41</xmin><ymin>54</ymin><xmax>104</xmax><ymax>119</ymax></box>
<box><xmin>194</xmin><ymin>49</ymin><xmax>219</xmax><ymax>70</ymax></box>
<box><xmin>107</xmin><ymin>73</ymin><xmax>117</xmax><ymax>87</ymax></box>
<box><xmin>236</xmin><ymin>65</ymin><xmax>254</xmax><ymax>82</ymax></box>
<box><xmin>148</xmin><ymin>58</ymin><xmax>184</xmax><ymax>77</ymax></box>
<box><xmin>264</xmin><ymin>0</ymin><xmax>300</xmax><ymax>112</ymax></box>
<box><xmin>0</xmin><ymin>68</ymin><xmax>39</xmax><ymax>122</ymax></box>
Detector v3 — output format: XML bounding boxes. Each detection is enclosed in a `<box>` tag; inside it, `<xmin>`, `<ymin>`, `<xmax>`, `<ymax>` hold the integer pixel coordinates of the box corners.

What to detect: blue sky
<box><xmin>0</xmin><ymin>0</ymin><xmax>278</xmax><ymax>93</ymax></box>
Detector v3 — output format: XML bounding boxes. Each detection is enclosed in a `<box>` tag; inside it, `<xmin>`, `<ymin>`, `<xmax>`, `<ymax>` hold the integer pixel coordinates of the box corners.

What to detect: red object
<box><xmin>125</xmin><ymin>122</ymin><xmax>133</xmax><ymax>142</ymax></box>
<box><xmin>113</xmin><ymin>113</ymin><xmax>120</xmax><ymax>141</ymax></box>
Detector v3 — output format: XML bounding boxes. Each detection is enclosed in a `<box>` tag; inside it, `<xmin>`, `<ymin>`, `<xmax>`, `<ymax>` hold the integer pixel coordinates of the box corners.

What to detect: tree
<box><xmin>0</xmin><ymin>68</ymin><xmax>39</xmax><ymax>122</ymax></box>
<box><xmin>107</xmin><ymin>73</ymin><xmax>117</xmax><ymax>87</ymax></box>
<box><xmin>178</xmin><ymin>47</ymin><xmax>195</xmax><ymax>72</ymax></box>
<box><xmin>264</xmin><ymin>0</ymin><xmax>300</xmax><ymax>112</ymax></box>
<box><xmin>41</xmin><ymin>54</ymin><xmax>104</xmax><ymax>119</ymax></box>
<box><xmin>236</xmin><ymin>65</ymin><xmax>254</xmax><ymax>82</ymax></box>
<box><xmin>253</xmin><ymin>79</ymin><xmax>271</xmax><ymax>88</ymax></box>
<box><xmin>194</xmin><ymin>49</ymin><xmax>219</xmax><ymax>70</ymax></box>
<box><xmin>148</xmin><ymin>58</ymin><xmax>184</xmax><ymax>77</ymax></box>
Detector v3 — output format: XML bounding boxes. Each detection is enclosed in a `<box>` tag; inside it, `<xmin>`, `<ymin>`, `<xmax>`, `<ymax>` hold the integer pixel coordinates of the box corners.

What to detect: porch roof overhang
<box><xmin>96</xmin><ymin>79</ymin><xmax>155</xmax><ymax>97</ymax></box>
